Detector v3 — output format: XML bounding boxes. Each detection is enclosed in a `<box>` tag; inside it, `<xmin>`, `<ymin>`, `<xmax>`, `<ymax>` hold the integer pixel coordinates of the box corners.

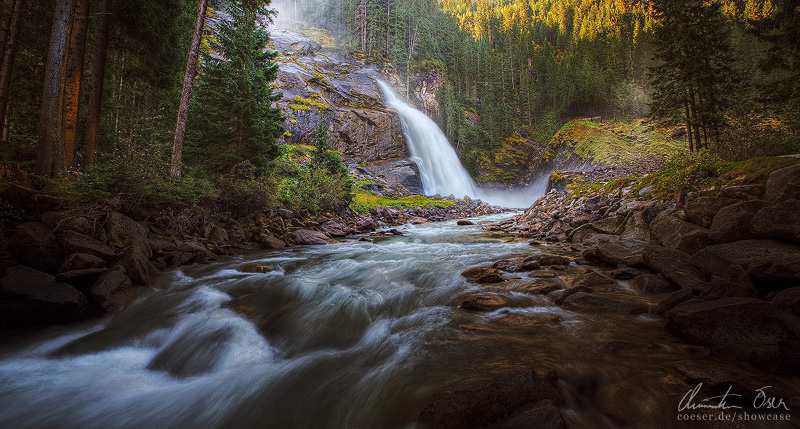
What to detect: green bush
<box><xmin>217</xmin><ymin>161</ymin><xmax>279</xmax><ymax>216</ymax></box>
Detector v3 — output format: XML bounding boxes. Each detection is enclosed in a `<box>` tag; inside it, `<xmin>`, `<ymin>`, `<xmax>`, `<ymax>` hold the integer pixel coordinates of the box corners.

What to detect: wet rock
<box><xmin>630</xmin><ymin>273</ymin><xmax>675</xmax><ymax>294</ymax></box>
<box><xmin>0</xmin><ymin>261</ymin><xmax>88</xmax><ymax>328</ymax></box>
<box><xmin>492</xmin><ymin>314</ymin><xmax>560</xmax><ymax>329</ymax></box>
<box><xmin>594</xmin><ymin>240</ymin><xmax>647</xmax><ymax>266</ymax></box>
<box><xmin>416</xmin><ymin>368</ymin><xmax>562</xmax><ymax>429</ymax></box>
<box><xmin>105</xmin><ymin>211</ymin><xmax>151</xmax><ymax>257</ymax></box>
<box><xmin>561</xmin><ymin>292</ymin><xmax>651</xmax><ymax>315</ymax></box>
<box><xmin>765</xmin><ymin>163</ymin><xmax>800</xmax><ymax>201</ymax></box>
<box><xmin>610</xmin><ymin>267</ymin><xmax>640</xmax><ymax>280</ymax></box>
<box><xmin>527</xmin><ymin>271</ymin><xmax>558</xmax><ymax>279</ymax></box>
<box><xmin>14</xmin><ymin>222</ymin><xmax>63</xmax><ymax>273</ymax></box>
<box><xmin>654</xmin><ymin>288</ymin><xmax>694</xmax><ymax>315</ymax></box>
<box><xmin>59</xmin><ymin>230</ymin><xmax>115</xmax><ymax>260</ymax></box>
<box><xmin>89</xmin><ymin>266</ymin><xmax>134</xmax><ymax>312</ymax></box>
<box><xmin>241</xmin><ymin>264</ymin><xmax>271</xmax><ymax>274</ymax></box>
<box><xmin>491</xmin><ymin>260</ymin><xmax>522</xmax><ymax>273</ymax></box>
<box><xmin>684</xmin><ymin>197</ymin><xmax>739</xmax><ymax>228</ymax></box>
<box><xmin>56</xmin><ymin>267</ymin><xmax>108</xmax><ymax>286</ymax></box>
<box><xmin>709</xmin><ymin>200</ymin><xmax>765</xmax><ymax>243</ymax></box>
<box><xmin>515</xmin><ymin>280</ymin><xmax>565</xmax><ymax>295</ymax></box>
<box><xmin>520</xmin><ymin>256</ymin><xmax>541</xmax><ymax>271</ymax></box>
<box><xmin>531</xmin><ymin>254</ymin><xmax>571</xmax><ymax>267</ymax></box>
<box><xmin>288</xmin><ymin>229</ymin><xmax>334</xmax><ymax>245</ymax></box>
<box><xmin>270</xmin><ymin>29</ymin><xmax>321</xmax><ymax>54</ymax></box>
<box><xmin>57</xmin><ymin>253</ymin><xmax>105</xmax><ymax>274</ymax></box>
<box><xmin>751</xmin><ymin>199</ymin><xmax>800</xmax><ymax>243</ymax></box>
<box><xmin>461</xmin><ymin>267</ymin><xmax>505</xmax><ymax>284</ymax></box>
<box><xmin>772</xmin><ymin>287</ymin><xmax>800</xmax><ymax>318</ymax></box>
<box><xmin>554</xmin><ymin>285</ymin><xmax>593</xmax><ymax>305</ymax></box>
<box><xmin>459</xmin><ymin>294</ymin><xmax>512</xmax><ymax>311</ymax></box>
<box><xmin>122</xmin><ymin>247</ymin><xmax>158</xmax><ymax>286</ymax></box>
<box><xmin>650</xmin><ymin>215</ymin><xmax>714</xmax><ymax>255</ymax></box>
<box><xmin>664</xmin><ymin>298</ymin><xmax>800</xmax><ymax>373</ymax></box>
<box><xmin>698</xmin><ymin>275</ymin><xmax>757</xmax><ymax>301</ymax></box>
<box><xmin>641</xmin><ymin>245</ymin><xmax>709</xmax><ymax>293</ymax></box>
<box><xmin>179</xmin><ymin>242</ymin><xmax>218</xmax><ymax>264</ymax></box>
<box><xmin>457</xmin><ymin>220</ymin><xmax>475</xmax><ymax>226</ymax></box>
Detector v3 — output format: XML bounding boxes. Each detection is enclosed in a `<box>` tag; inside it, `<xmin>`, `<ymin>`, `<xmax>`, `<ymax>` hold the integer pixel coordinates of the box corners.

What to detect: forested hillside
<box><xmin>291</xmin><ymin>0</ymin><xmax>798</xmax><ymax>170</ymax></box>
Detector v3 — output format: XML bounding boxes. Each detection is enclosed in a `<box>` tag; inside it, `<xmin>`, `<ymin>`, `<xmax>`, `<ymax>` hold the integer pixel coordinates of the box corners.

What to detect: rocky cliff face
<box><xmin>271</xmin><ymin>30</ymin><xmax>407</xmax><ymax>163</ymax></box>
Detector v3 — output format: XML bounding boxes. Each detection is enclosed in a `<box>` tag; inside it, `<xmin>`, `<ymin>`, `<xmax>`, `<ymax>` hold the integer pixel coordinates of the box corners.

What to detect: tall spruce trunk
<box><xmin>83</xmin><ymin>0</ymin><xmax>111</xmax><ymax>166</ymax></box>
<box><xmin>0</xmin><ymin>0</ymin><xmax>23</xmax><ymax>141</ymax></box>
<box><xmin>37</xmin><ymin>0</ymin><xmax>74</xmax><ymax>176</ymax></box>
<box><xmin>62</xmin><ymin>0</ymin><xmax>89</xmax><ymax>169</ymax></box>
<box><xmin>170</xmin><ymin>0</ymin><xmax>208</xmax><ymax>177</ymax></box>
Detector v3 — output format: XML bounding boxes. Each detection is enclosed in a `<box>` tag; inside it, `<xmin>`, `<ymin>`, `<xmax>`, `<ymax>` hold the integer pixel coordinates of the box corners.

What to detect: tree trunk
<box><xmin>62</xmin><ymin>0</ymin><xmax>89</xmax><ymax>169</ymax></box>
<box><xmin>0</xmin><ymin>0</ymin><xmax>22</xmax><ymax>142</ymax></box>
<box><xmin>37</xmin><ymin>0</ymin><xmax>74</xmax><ymax>176</ymax></box>
<box><xmin>83</xmin><ymin>0</ymin><xmax>111</xmax><ymax>166</ymax></box>
<box><xmin>683</xmin><ymin>96</ymin><xmax>693</xmax><ymax>153</ymax></box>
<box><xmin>170</xmin><ymin>0</ymin><xmax>207</xmax><ymax>177</ymax></box>
<box><xmin>360</xmin><ymin>0</ymin><xmax>366</xmax><ymax>52</ymax></box>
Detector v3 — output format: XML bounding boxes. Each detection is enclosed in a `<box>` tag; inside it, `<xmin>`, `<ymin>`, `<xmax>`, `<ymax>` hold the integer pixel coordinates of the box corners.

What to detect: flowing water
<box><xmin>376</xmin><ymin>81</ymin><xmax>547</xmax><ymax>208</ymax></box>
<box><xmin>2</xmin><ymin>217</ymin><xmax>794</xmax><ymax>428</ymax></box>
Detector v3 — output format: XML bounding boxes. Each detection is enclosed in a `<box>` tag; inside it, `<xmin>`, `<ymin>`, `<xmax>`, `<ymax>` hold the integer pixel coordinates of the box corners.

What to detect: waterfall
<box><xmin>377</xmin><ymin>80</ymin><xmax>547</xmax><ymax>208</ymax></box>
<box><xmin>377</xmin><ymin>81</ymin><xmax>477</xmax><ymax>199</ymax></box>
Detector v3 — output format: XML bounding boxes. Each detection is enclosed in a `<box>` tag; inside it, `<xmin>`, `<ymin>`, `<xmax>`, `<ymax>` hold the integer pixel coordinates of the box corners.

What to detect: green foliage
<box><xmin>350</xmin><ymin>192</ymin><xmax>454</xmax><ymax>215</ymax></box>
<box><xmin>186</xmin><ymin>0</ymin><xmax>285</xmax><ymax>175</ymax></box>
<box><xmin>217</xmin><ymin>161</ymin><xmax>279</xmax><ymax>216</ymax></box>
<box><xmin>638</xmin><ymin>151</ymin><xmax>721</xmax><ymax>194</ymax></box>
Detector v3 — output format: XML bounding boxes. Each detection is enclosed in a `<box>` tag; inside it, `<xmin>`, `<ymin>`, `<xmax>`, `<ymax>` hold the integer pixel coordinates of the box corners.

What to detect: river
<box><xmin>0</xmin><ymin>215</ymin><xmax>796</xmax><ymax>428</ymax></box>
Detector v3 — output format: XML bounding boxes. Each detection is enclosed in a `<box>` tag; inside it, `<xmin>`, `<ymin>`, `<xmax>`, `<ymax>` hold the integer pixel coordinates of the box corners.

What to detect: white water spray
<box><xmin>377</xmin><ymin>80</ymin><xmax>547</xmax><ymax>208</ymax></box>
<box><xmin>377</xmin><ymin>80</ymin><xmax>477</xmax><ymax>200</ymax></box>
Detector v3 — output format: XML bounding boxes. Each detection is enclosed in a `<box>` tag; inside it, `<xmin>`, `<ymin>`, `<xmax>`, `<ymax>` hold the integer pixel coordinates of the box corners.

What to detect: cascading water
<box><xmin>377</xmin><ymin>80</ymin><xmax>547</xmax><ymax>208</ymax></box>
<box><xmin>377</xmin><ymin>80</ymin><xmax>477</xmax><ymax>199</ymax></box>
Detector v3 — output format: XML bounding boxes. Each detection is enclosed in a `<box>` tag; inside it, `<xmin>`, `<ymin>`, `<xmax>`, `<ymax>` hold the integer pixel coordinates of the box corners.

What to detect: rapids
<box><xmin>1</xmin><ymin>216</ymin><xmax>796</xmax><ymax>428</ymax></box>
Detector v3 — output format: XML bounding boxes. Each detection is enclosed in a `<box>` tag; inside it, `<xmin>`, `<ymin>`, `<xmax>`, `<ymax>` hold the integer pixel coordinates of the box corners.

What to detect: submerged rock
<box><xmin>461</xmin><ymin>267</ymin><xmax>505</xmax><ymax>284</ymax></box>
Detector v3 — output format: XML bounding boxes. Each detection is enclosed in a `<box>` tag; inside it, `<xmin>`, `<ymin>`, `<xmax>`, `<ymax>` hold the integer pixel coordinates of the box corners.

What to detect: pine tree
<box><xmin>648</xmin><ymin>0</ymin><xmax>734</xmax><ymax>152</ymax></box>
<box><xmin>187</xmin><ymin>0</ymin><xmax>284</xmax><ymax>175</ymax></box>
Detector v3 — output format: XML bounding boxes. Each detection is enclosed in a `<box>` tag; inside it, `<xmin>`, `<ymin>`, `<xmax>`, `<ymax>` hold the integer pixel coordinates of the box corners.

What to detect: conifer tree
<box><xmin>187</xmin><ymin>0</ymin><xmax>284</xmax><ymax>175</ymax></box>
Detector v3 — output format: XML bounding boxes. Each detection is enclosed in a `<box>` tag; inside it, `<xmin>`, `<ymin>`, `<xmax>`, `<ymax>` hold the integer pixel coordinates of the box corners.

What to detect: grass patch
<box><xmin>351</xmin><ymin>192</ymin><xmax>454</xmax><ymax>214</ymax></box>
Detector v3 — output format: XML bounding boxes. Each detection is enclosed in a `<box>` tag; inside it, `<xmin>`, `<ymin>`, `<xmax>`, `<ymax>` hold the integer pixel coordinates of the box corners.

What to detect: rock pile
<box><xmin>481</xmin><ymin>163</ymin><xmax>800</xmax><ymax>374</ymax></box>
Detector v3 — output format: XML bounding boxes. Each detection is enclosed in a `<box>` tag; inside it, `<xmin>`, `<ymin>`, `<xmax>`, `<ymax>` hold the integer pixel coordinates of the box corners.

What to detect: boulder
<box><xmin>641</xmin><ymin>245</ymin><xmax>709</xmax><ymax>292</ymax></box>
<box><xmin>772</xmin><ymin>287</ymin><xmax>800</xmax><ymax>318</ymax></box>
<box><xmin>594</xmin><ymin>240</ymin><xmax>647</xmax><ymax>266</ymax></box>
<box><xmin>590</xmin><ymin>215</ymin><xmax>626</xmax><ymax>235</ymax></box>
<box><xmin>122</xmin><ymin>247</ymin><xmax>159</xmax><ymax>286</ymax></box>
<box><xmin>104</xmin><ymin>211</ymin><xmax>151</xmax><ymax>257</ymax></box>
<box><xmin>699</xmin><ymin>276</ymin><xmax>757</xmax><ymax>301</ymax></box>
<box><xmin>572</xmin><ymin>270</ymin><xmax>615</xmax><ymax>288</ymax></box>
<box><xmin>653</xmin><ymin>288</ymin><xmax>694</xmax><ymax>315</ymax></box>
<box><xmin>288</xmin><ymin>229</ymin><xmax>334</xmax><ymax>245</ymax></box>
<box><xmin>664</xmin><ymin>298</ymin><xmax>800</xmax><ymax>373</ymax></box>
<box><xmin>619</xmin><ymin>210</ymin><xmax>651</xmax><ymax>241</ymax></box>
<box><xmin>610</xmin><ymin>267</ymin><xmax>640</xmax><ymax>280</ymax></box>
<box><xmin>89</xmin><ymin>266</ymin><xmax>134</xmax><ymax>312</ymax></box>
<box><xmin>709</xmin><ymin>200</ymin><xmax>765</xmax><ymax>243</ymax></box>
<box><xmin>59</xmin><ymin>230</ymin><xmax>115</xmax><ymax>260</ymax></box>
<box><xmin>259</xmin><ymin>233</ymin><xmax>286</xmax><ymax>249</ymax></box>
<box><xmin>362</xmin><ymin>159</ymin><xmax>424</xmax><ymax>195</ymax></box>
<box><xmin>747</xmin><ymin>253</ymin><xmax>800</xmax><ymax>290</ymax></box>
<box><xmin>457</xmin><ymin>220</ymin><xmax>475</xmax><ymax>226</ymax></box>
<box><xmin>459</xmin><ymin>294</ymin><xmax>512</xmax><ymax>311</ymax></box>
<box><xmin>461</xmin><ymin>267</ymin><xmax>505</xmax><ymax>284</ymax></box>
<box><xmin>179</xmin><ymin>242</ymin><xmax>218</xmax><ymax>264</ymax></box>
<box><xmin>491</xmin><ymin>260</ymin><xmax>522</xmax><ymax>273</ymax></box>
<box><xmin>57</xmin><ymin>253</ymin><xmax>105</xmax><ymax>274</ymax></box>
<box><xmin>692</xmin><ymin>239</ymin><xmax>800</xmax><ymax>278</ymax></box>
<box><xmin>684</xmin><ymin>197</ymin><xmax>739</xmax><ymax>228</ymax></box>
<box><xmin>554</xmin><ymin>285</ymin><xmax>593</xmax><ymax>305</ymax></box>
<box><xmin>561</xmin><ymin>292</ymin><xmax>651</xmax><ymax>315</ymax></box>
<box><xmin>650</xmin><ymin>215</ymin><xmax>714</xmax><ymax>255</ymax></box>
<box><xmin>751</xmin><ymin>199</ymin><xmax>800</xmax><ymax>243</ymax></box>
<box><xmin>630</xmin><ymin>274</ymin><xmax>675</xmax><ymax>294</ymax></box>
<box><xmin>533</xmin><ymin>254</ymin><xmax>571</xmax><ymax>267</ymax></box>
<box><xmin>14</xmin><ymin>222</ymin><xmax>63</xmax><ymax>272</ymax></box>
<box><xmin>765</xmin><ymin>163</ymin><xmax>800</xmax><ymax>201</ymax></box>
<box><xmin>0</xmin><ymin>261</ymin><xmax>88</xmax><ymax>328</ymax></box>
<box><xmin>416</xmin><ymin>368</ymin><xmax>563</xmax><ymax>429</ymax></box>
<box><xmin>241</xmin><ymin>264</ymin><xmax>271</xmax><ymax>274</ymax></box>
<box><xmin>515</xmin><ymin>279</ymin><xmax>565</xmax><ymax>295</ymax></box>
<box><xmin>719</xmin><ymin>184</ymin><xmax>765</xmax><ymax>200</ymax></box>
